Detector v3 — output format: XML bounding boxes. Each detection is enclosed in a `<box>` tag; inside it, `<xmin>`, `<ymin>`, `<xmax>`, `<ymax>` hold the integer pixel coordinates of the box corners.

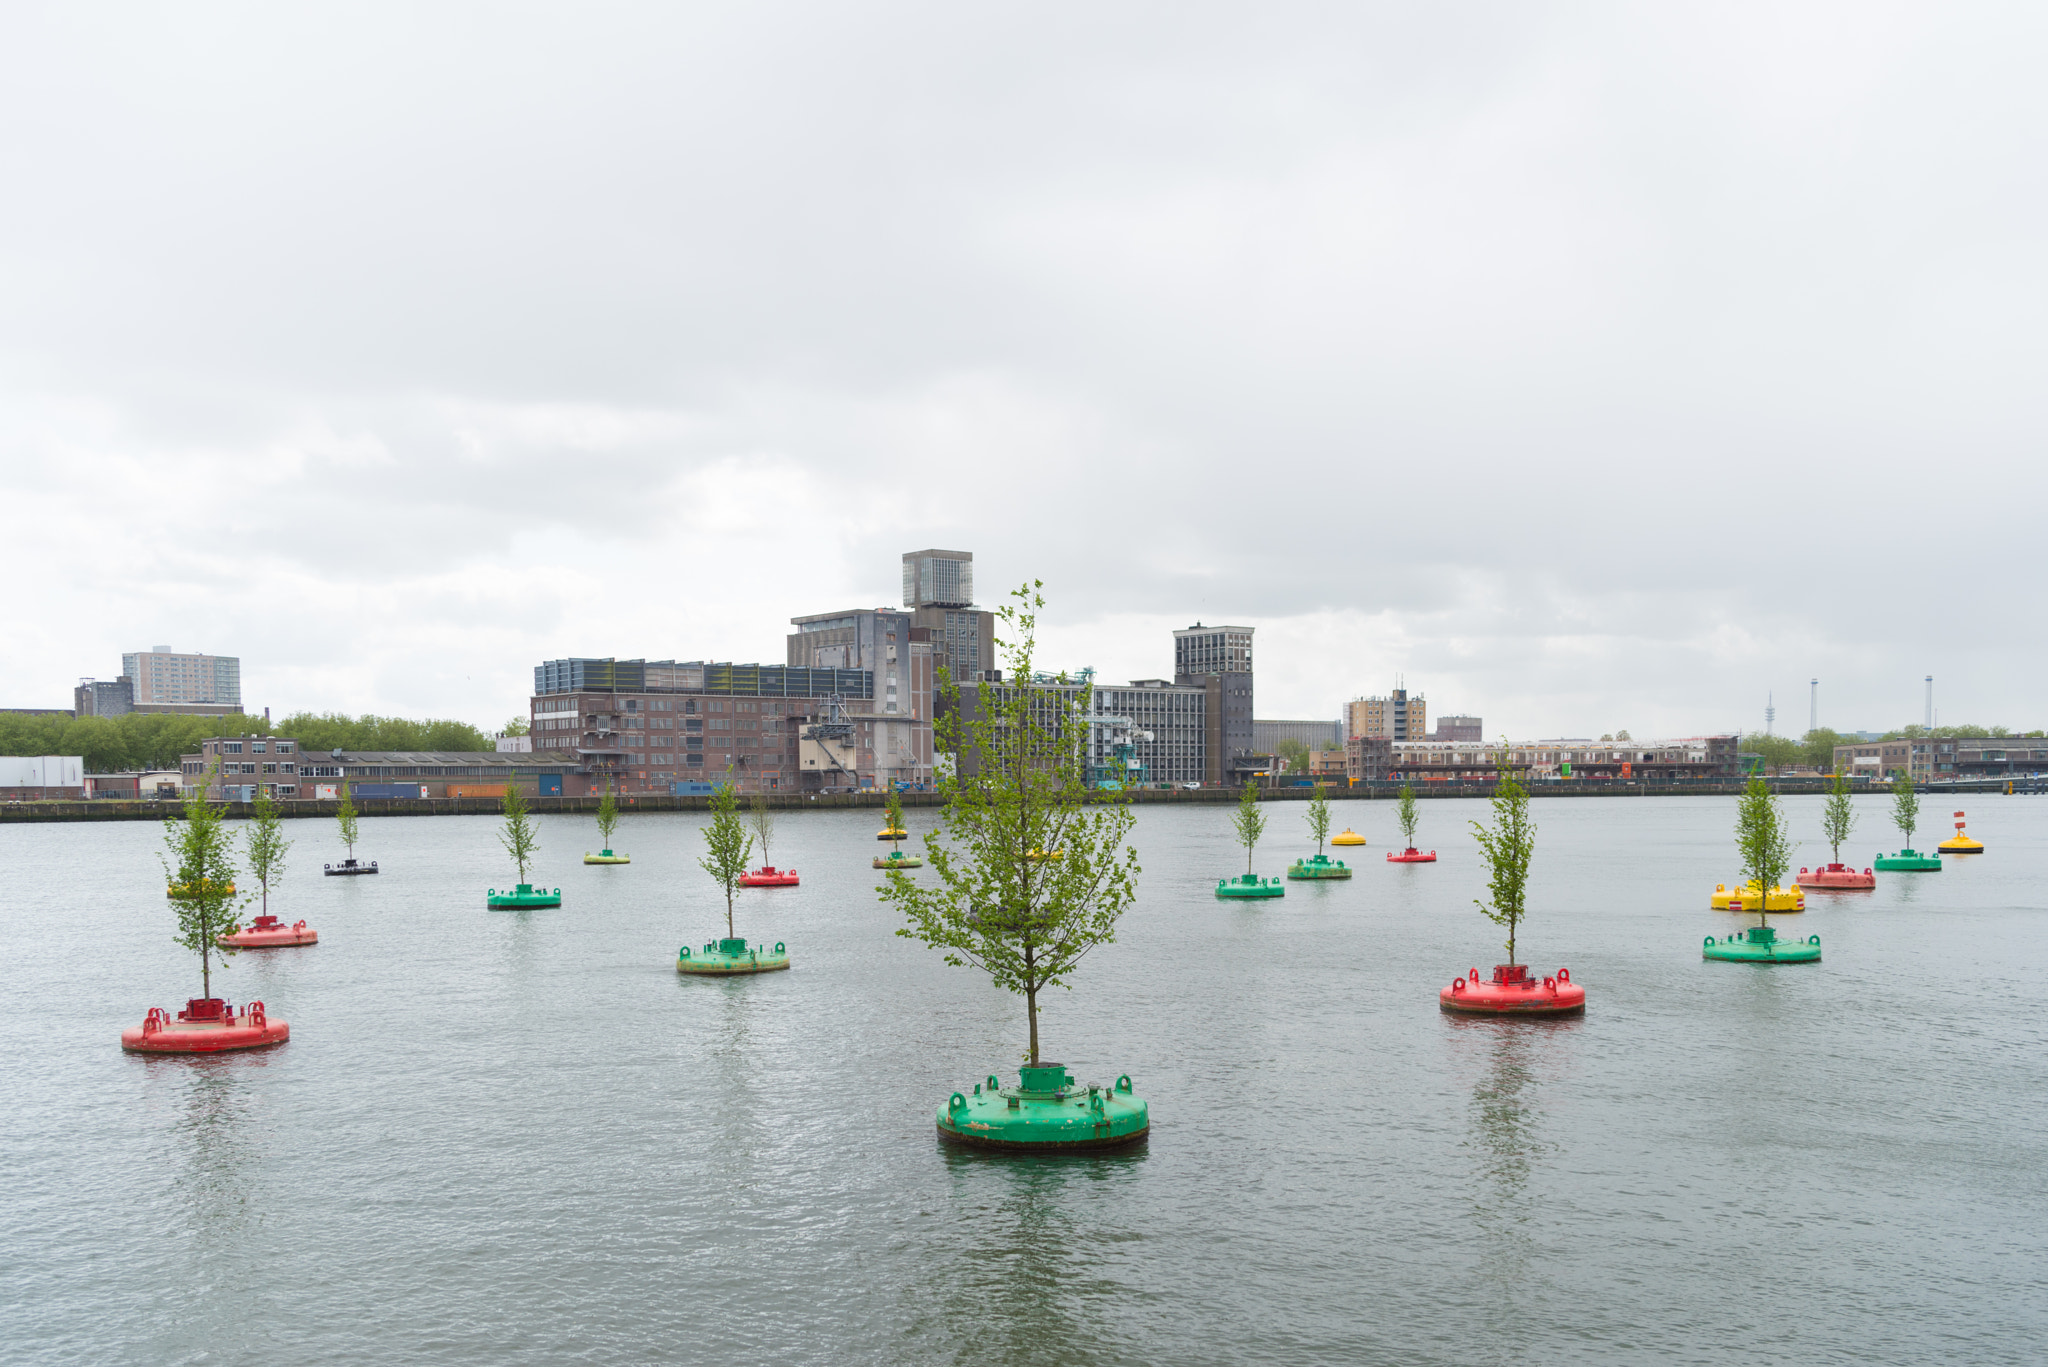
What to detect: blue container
<box><xmin>348</xmin><ymin>782</ymin><xmax>422</xmax><ymax>799</ymax></box>
<box><xmin>672</xmin><ymin>782</ymin><xmax>716</xmax><ymax>796</ymax></box>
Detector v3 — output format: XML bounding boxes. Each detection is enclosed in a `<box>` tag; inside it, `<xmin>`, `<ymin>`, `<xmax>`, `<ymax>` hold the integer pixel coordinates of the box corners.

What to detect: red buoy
<box><xmin>1440</xmin><ymin>964</ymin><xmax>1585</xmax><ymax>1016</ymax></box>
<box><xmin>1795</xmin><ymin>863</ymin><xmax>1876</xmax><ymax>891</ymax></box>
<box><xmin>1387</xmin><ymin>848</ymin><xmax>1437</xmax><ymax>863</ymax></box>
<box><xmin>219</xmin><ymin>915</ymin><xmax>319</xmax><ymax>948</ymax></box>
<box><xmin>739</xmin><ymin>865</ymin><xmax>800</xmax><ymax>887</ymax></box>
<box><xmin>121</xmin><ymin>998</ymin><xmax>290</xmax><ymax>1054</ymax></box>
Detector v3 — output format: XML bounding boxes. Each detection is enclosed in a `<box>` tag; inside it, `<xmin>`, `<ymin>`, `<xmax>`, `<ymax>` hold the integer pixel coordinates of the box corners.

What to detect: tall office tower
<box><xmin>121</xmin><ymin>647</ymin><xmax>242</xmax><ymax>706</ymax></box>
<box><xmin>1174</xmin><ymin>623</ymin><xmax>1255</xmax><ymax>786</ymax></box>
<box><xmin>902</xmin><ymin>549</ymin><xmax>994</xmax><ymax>684</ymax></box>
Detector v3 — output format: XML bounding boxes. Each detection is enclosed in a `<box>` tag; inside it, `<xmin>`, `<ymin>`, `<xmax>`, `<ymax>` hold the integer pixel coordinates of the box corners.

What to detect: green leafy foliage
<box><xmin>749</xmin><ymin>789</ymin><xmax>775</xmax><ymax>868</ymax></box>
<box><xmin>1275</xmin><ymin>738</ymin><xmax>1310</xmax><ymax>773</ymax></box>
<box><xmin>499</xmin><ymin>785</ymin><xmax>539</xmax><ymax>884</ymax></box>
<box><xmin>1821</xmin><ymin>767</ymin><xmax>1856</xmax><ymax>864</ymax></box>
<box><xmin>336</xmin><ymin>780</ymin><xmax>360</xmax><ymax>859</ymax></box>
<box><xmin>0</xmin><ymin>709</ymin><xmax>498</xmax><ymax>773</ymax></box>
<box><xmin>273</xmin><ymin>712</ymin><xmax>494</xmax><ymax>753</ymax></box>
<box><xmin>1470</xmin><ymin>755</ymin><xmax>1536</xmax><ymax>965</ymax></box>
<box><xmin>1233</xmin><ymin>778</ymin><xmax>1267</xmax><ymax>874</ymax></box>
<box><xmin>596</xmin><ymin>779</ymin><xmax>620</xmax><ymax>849</ymax></box>
<box><xmin>1891</xmin><ymin>772</ymin><xmax>1919</xmax><ymax>847</ymax></box>
<box><xmin>1396</xmin><ymin>781</ymin><xmax>1421</xmax><ymax>848</ymax></box>
<box><xmin>1735</xmin><ymin>776</ymin><xmax>1796</xmax><ymax>927</ymax></box>
<box><xmin>159</xmin><ymin>767</ymin><xmax>248</xmax><ymax>997</ymax></box>
<box><xmin>885</xmin><ymin>786</ymin><xmax>906</xmax><ymax>834</ymax></box>
<box><xmin>881</xmin><ymin>582</ymin><xmax>1141</xmax><ymax>1067</ymax></box>
<box><xmin>1305</xmin><ymin>782</ymin><xmax>1330</xmax><ymax>856</ymax></box>
<box><xmin>245</xmin><ymin>786</ymin><xmax>292</xmax><ymax>920</ymax></box>
<box><xmin>698</xmin><ymin>776</ymin><xmax>754</xmax><ymax>938</ymax></box>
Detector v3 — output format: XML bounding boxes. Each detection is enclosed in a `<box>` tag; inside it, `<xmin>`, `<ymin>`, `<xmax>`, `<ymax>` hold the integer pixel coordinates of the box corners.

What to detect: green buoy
<box><xmin>937</xmin><ymin>1064</ymin><xmax>1148</xmax><ymax>1151</ymax></box>
<box><xmin>487</xmin><ymin>883</ymin><xmax>561</xmax><ymax>909</ymax></box>
<box><xmin>1874</xmin><ymin>848</ymin><xmax>1942</xmax><ymax>872</ymax></box>
<box><xmin>677</xmin><ymin>936</ymin><xmax>790</xmax><ymax>975</ymax></box>
<box><xmin>873</xmin><ymin>850</ymin><xmax>924</xmax><ymax>869</ymax></box>
<box><xmin>1216</xmin><ymin>873</ymin><xmax>1284</xmax><ymax>898</ymax></box>
<box><xmin>1703</xmin><ymin>924</ymin><xmax>1820</xmax><ymax>963</ymax></box>
<box><xmin>1286</xmin><ymin>854</ymin><xmax>1352</xmax><ymax>880</ymax></box>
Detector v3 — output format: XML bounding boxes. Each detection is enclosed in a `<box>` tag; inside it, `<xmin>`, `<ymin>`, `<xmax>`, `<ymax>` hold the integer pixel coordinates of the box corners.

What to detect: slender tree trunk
<box><xmin>202</xmin><ymin>938</ymin><xmax>212</xmax><ymax>998</ymax></box>
<box><xmin>1024</xmin><ymin>942</ymin><xmax>1039</xmax><ymax>1065</ymax></box>
<box><xmin>1507</xmin><ymin>919</ymin><xmax>1516</xmax><ymax>967</ymax></box>
<box><xmin>726</xmin><ymin>888</ymin><xmax>734</xmax><ymax>939</ymax></box>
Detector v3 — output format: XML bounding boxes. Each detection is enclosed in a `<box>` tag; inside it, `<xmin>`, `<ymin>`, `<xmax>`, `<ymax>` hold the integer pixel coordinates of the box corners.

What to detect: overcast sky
<box><xmin>3</xmin><ymin>3</ymin><xmax>2042</xmax><ymax>740</ymax></box>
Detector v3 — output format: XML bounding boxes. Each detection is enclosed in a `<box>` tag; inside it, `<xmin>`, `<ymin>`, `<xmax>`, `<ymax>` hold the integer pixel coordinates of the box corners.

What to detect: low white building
<box><xmin>0</xmin><ymin>755</ymin><xmax>85</xmax><ymax>799</ymax></box>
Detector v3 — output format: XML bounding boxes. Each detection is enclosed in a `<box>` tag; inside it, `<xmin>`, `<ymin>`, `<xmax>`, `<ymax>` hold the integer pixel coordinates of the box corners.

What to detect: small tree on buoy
<box><xmin>1821</xmin><ymin>767</ymin><xmax>1857</xmax><ymax>865</ymax></box>
<box><xmin>881</xmin><ymin>581</ymin><xmax>1141</xmax><ymax>1068</ymax></box>
<box><xmin>884</xmin><ymin>785</ymin><xmax>906</xmax><ymax>838</ymax></box>
<box><xmin>1735</xmin><ymin>775</ymin><xmax>1795</xmax><ymax>928</ymax></box>
<box><xmin>749</xmin><ymin>789</ymin><xmax>775</xmax><ymax>869</ymax></box>
<box><xmin>1396</xmin><ymin>781</ymin><xmax>1421</xmax><ymax>851</ymax></box>
<box><xmin>699</xmin><ymin>775</ymin><xmax>754</xmax><ymax>938</ymax></box>
<box><xmin>499</xmin><ymin>785</ymin><xmax>539</xmax><ymax>886</ymax></box>
<box><xmin>1305</xmin><ymin>781</ymin><xmax>1330</xmax><ymax>857</ymax></box>
<box><xmin>161</xmin><ymin>765</ymin><xmax>248</xmax><ymax>999</ymax></box>
<box><xmin>1891</xmin><ymin>771</ymin><xmax>1919</xmax><ymax>850</ymax></box>
<box><xmin>1233</xmin><ymin>777</ymin><xmax>1266</xmax><ymax>875</ymax></box>
<box><xmin>246</xmin><ymin>785</ymin><xmax>292</xmax><ymax>921</ymax></box>
<box><xmin>335</xmin><ymin>779</ymin><xmax>360</xmax><ymax>863</ymax></box>
<box><xmin>1470</xmin><ymin>752</ymin><xmax>1535</xmax><ymax>965</ymax></box>
<box><xmin>595</xmin><ymin>778</ymin><xmax>621</xmax><ymax>854</ymax></box>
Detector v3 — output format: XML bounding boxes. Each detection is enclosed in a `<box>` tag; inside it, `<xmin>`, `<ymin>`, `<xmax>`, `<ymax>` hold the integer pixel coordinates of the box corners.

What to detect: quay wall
<box><xmin>0</xmin><ymin>777</ymin><xmax>2022</xmax><ymax>823</ymax></box>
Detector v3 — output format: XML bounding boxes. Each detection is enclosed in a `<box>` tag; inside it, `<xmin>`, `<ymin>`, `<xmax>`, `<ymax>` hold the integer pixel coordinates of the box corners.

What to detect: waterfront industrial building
<box><xmin>530</xmin><ymin>657</ymin><xmax>931</xmax><ymax>795</ymax></box>
<box><xmin>1344</xmin><ymin>735</ymin><xmax>1740</xmax><ymax>783</ymax></box>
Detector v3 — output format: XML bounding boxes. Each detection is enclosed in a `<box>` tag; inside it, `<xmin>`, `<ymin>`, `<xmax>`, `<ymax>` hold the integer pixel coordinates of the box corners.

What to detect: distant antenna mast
<box><xmin>1765</xmin><ymin>691</ymin><xmax>1775</xmax><ymax>736</ymax></box>
<box><xmin>1925</xmin><ymin>675</ymin><xmax>1934</xmax><ymax>731</ymax></box>
<box><xmin>1809</xmin><ymin>678</ymin><xmax>1818</xmax><ymax>736</ymax></box>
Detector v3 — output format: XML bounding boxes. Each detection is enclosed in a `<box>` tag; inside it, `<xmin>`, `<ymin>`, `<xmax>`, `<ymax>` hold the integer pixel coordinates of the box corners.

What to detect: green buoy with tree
<box><xmin>585</xmin><ymin>779</ymin><xmax>630</xmax><ymax>864</ymax></box>
<box><xmin>488</xmin><ymin>785</ymin><xmax>559</xmax><ymax>908</ymax></box>
<box><xmin>1287</xmin><ymin>782</ymin><xmax>1350</xmax><ymax>879</ymax></box>
<box><xmin>679</xmin><ymin>777</ymin><xmax>788</xmax><ymax>974</ymax></box>
<box><xmin>882</xmin><ymin>582</ymin><xmax>1147</xmax><ymax>1150</ymax></box>
<box><xmin>1218</xmin><ymin>777</ymin><xmax>1283</xmax><ymax>897</ymax></box>
<box><xmin>1706</xmin><ymin>776</ymin><xmax>1819</xmax><ymax>962</ymax></box>
<box><xmin>873</xmin><ymin>787</ymin><xmax>922</xmax><ymax>869</ymax></box>
<box><xmin>1874</xmin><ymin>772</ymin><xmax>1941</xmax><ymax>871</ymax></box>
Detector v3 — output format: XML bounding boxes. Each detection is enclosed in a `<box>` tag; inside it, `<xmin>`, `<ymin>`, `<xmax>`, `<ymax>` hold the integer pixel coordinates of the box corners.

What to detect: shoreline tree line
<box><xmin>0</xmin><ymin>710</ymin><xmax>496</xmax><ymax>773</ymax></box>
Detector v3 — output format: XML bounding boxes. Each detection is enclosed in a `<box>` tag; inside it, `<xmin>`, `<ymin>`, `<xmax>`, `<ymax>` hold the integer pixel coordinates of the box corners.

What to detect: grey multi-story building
<box><xmin>532</xmin><ymin>657</ymin><xmax>935</xmax><ymax>794</ymax></box>
<box><xmin>123</xmin><ymin>647</ymin><xmax>241</xmax><ymax>707</ymax></box>
<box><xmin>1432</xmin><ymin>715</ymin><xmax>1483</xmax><ymax>743</ymax></box>
<box><xmin>1093</xmin><ymin>678</ymin><xmax>1209</xmax><ymax>786</ymax></box>
<box><xmin>75</xmin><ymin>677</ymin><xmax>134</xmax><ymax>717</ymax></box>
<box><xmin>1174</xmin><ymin>623</ymin><xmax>1256</xmax><ymax>786</ymax></box>
<box><xmin>902</xmin><ymin>548</ymin><xmax>994</xmax><ymax>684</ymax></box>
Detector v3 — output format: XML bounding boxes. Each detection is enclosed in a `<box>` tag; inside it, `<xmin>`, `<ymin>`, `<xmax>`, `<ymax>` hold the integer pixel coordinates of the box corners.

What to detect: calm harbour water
<box><xmin>3</xmin><ymin>794</ymin><xmax>2045</xmax><ymax>1366</ymax></box>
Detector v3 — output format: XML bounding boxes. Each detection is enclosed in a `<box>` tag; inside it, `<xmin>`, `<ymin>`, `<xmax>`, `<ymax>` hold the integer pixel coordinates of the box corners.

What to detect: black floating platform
<box><xmin>324</xmin><ymin>860</ymin><xmax>380</xmax><ymax>876</ymax></box>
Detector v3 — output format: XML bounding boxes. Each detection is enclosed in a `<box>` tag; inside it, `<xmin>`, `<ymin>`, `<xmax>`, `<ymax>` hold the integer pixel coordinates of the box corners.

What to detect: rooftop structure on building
<box><xmin>903</xmin><ymin>549</ymin><xmax>975</xmax><ymax>609</ymax></box>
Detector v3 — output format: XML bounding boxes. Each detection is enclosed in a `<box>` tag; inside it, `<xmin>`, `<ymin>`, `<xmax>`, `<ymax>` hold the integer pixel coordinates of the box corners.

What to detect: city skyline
<box><xmin>2</xmin><ymin>6</ymin><xmax>2040</xmax><ymax>741</ymax></box>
